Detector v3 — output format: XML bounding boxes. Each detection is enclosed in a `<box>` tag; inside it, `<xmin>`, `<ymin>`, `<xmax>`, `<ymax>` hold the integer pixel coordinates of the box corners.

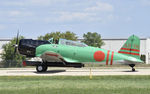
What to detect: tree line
<box><xmin>0</xmin><ymin>31</ymin><xmax>104</xmax><ymax>68</ymax></box>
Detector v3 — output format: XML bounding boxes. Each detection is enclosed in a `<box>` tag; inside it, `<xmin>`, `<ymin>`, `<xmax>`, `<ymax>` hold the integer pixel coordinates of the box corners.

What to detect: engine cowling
<box><xmin>18</xmin><ymin>39</ymin><xmax>49</xmax><ymax>57</ymax></box>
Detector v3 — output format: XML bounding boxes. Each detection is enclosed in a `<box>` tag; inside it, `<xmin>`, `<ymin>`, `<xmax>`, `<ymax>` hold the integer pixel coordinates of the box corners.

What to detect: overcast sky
<box><xmin>0</xmin><ymin>0</ymin><xmax>150</xmax><ymax>39</ymax></box>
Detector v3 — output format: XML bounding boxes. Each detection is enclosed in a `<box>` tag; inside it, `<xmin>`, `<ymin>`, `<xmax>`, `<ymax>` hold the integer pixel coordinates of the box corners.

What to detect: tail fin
<box><xmin>118</xmin><ymin>35</ymin><xmax>140</xmax><ymax>59</ymax></box>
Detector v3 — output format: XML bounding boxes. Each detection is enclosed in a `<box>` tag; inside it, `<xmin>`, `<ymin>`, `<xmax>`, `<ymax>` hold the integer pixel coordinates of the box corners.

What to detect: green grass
<box><xmin>0</xmin><ymin>76</ymin><xmax>150</xmax><ymax>94</ymax></box>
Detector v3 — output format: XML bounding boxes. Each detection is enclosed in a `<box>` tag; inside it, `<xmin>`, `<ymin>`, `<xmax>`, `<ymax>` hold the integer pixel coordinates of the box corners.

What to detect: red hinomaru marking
<box><xmin>22</xmin><ymin>61</ymin><xmax>26</xmax><ymax>66</ymax></box>
<box><xmin>46</xmin><ymin>53</ymin><xmax>58</xmax><ymax>57</ymax></box>
<box><xmin>110</xmin><ymin>51</ymin><xmax>114</xmax><ymax>65</ymax></box>
<box><xmin>106</xmin><ymin>50</ymin><xmax>110</xmax><ymax>65</ymax></box>
<box><xmin>94</xmin><ymin>51</ymin><xmax>105</xmax><ymax>62</ymax></box>
<box><xmin>118</xmin><ymin>51</ymin><xmax>139</xmax><ymax>56</ymax></box>
<box><xmin>120</xmin><ymin>48</ymin><xmax>139</xmax><ymax>52</ymax></box>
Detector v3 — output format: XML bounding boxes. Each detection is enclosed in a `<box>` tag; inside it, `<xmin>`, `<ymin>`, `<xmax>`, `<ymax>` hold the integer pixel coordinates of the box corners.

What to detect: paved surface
<box><xmin>0</xmin><ymin>68</ymin><xmax>150</xmax><ymax>76</ymax></box>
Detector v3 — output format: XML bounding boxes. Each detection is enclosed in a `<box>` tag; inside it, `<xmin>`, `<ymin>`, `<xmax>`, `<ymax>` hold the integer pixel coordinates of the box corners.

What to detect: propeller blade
<box><xmin>13</xmin><ymin>30</ymin><xmax>20</xmax><ymax>59</ymax></box>
<box><xmin>13</xmin><ymin>48</ymin><xmax>17</xmax><ymax>59</ymax></box>
<box><xmin>14</xmin><ymin>47</ymin><xmax>17</xmax><ymax>55</ymax></box>
<box><xmin>16</xmin><ymin>30</ymin><xmax>19</xmax><ymax>44</ymax></box>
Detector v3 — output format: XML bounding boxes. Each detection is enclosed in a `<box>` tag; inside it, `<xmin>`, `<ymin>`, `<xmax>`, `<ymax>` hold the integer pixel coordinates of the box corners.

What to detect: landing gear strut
<box><xmin>129</xmin><ymin>64</ymin><xmax>135</xmax><ymax>72</ymax></box>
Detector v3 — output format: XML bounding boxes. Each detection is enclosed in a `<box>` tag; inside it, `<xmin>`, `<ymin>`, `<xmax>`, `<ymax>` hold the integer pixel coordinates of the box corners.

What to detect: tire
<box><xmin>132</xmin><ymin>68</ymin><xmax>135</xmax><ymax>72</ymax></box>
<box><xmin>36</xmin><ymin>65</ymin><xmax>44</xmax><ymax>72</ymax></box>
<box><xmin>36</xmin><ymin>65</ymin><xmax>48</xmax><ymax>72</ymax></box>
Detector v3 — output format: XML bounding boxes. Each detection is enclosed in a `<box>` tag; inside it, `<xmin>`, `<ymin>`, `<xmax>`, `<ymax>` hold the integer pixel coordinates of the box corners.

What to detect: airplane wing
<box><xmin>40</xmin><ymin>51</ymin><xmax>66</xmax><ymax>63</ymax></box>
<box><xmin>63</xmin><ymin>57</ymin><xmax>79</xmax><ymax>63</ymax></box>
<box><xmin>40</xmin><ymin>51</ymin><xmax>79</xmax><ymax>63</ymax></box>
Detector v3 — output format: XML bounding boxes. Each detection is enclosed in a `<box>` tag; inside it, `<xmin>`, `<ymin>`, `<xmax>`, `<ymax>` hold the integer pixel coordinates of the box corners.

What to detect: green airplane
<box><xmin>15</xmin><ymin>34</ymin><xmax>143</xmax><ymax>72</ymax></box>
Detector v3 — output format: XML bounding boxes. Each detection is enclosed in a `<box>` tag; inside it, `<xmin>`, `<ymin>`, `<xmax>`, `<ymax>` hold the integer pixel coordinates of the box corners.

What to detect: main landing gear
<box><xmin>129</xmin><ymin>64</ymin><xmax>135</xmax><ymax>72</ymax></box>
<box><xmin>36</xmin><ymin>65</ymin><xmax>47</xmax><ymax>72</ymax></box>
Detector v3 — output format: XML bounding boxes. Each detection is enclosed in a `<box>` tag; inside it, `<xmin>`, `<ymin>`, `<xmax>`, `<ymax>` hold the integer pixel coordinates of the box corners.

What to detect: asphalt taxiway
<box><xmin>0</xmin><ymin>68</ymin><xmax>150</xmax><ymax>76</ymax></box>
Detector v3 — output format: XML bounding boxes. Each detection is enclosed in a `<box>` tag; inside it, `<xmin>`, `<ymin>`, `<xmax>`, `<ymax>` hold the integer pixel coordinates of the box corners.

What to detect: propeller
<box><xmin>13</xmin><ymin>30</ymin><xmax>20</xmax><ymax>57</ymax></box>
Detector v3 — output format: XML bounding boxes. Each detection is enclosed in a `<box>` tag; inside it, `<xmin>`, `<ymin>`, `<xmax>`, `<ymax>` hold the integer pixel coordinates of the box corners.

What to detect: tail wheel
<box><xmin>129</xmin><ymin>64</ymin><xmax>135</xmax><ymax>72</ymax></box>
<box><xmin>132</xmin><ymin>68</ymin><xmax>135</xmax><ymax>72</ymax></box>
<box><xmin>36</xmin><ymin>65</ymin><xmax>47</xmax><ymax>72</ymax></box>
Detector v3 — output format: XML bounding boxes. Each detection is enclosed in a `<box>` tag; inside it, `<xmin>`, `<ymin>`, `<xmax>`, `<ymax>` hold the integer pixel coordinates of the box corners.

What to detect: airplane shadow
<box><xmin>34</xmin><ymin>70</ymin><xmax>139</xmax><ymax>74</ymax></box>
<box><xmin>64</xmin><ymin>70</ymin><xmax>139</xmax><ymax>73</ymax></box>
<box><xmin>121</xmin><ymin>70</ymin><xmax>138</xmax><ymax>72</ymax></box>
<box><xmin>34</xmin><ymin>70</ymin><xmax>66</xmax><ymax>74</ymax></box>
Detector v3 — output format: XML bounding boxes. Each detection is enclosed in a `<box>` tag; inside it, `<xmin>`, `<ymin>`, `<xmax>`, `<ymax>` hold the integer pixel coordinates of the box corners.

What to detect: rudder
<box><xmin>118</xmin><ymin>35</ymin><xmax>140</xmax><ymax>59</ymax></box>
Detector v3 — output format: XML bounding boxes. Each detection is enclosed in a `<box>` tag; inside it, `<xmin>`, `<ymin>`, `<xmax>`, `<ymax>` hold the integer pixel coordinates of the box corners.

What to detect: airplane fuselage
<box><xmin>36</xmin><ymin>44</ymin><xmax>142</xmax><ymax>65</ymax></box>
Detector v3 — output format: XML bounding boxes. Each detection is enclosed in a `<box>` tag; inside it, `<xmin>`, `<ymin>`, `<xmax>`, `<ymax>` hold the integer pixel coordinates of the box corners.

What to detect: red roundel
<box><xmin>94</xmin><ymin>51</ymin><xmax>105</xmax><ymax>62</ymax></box>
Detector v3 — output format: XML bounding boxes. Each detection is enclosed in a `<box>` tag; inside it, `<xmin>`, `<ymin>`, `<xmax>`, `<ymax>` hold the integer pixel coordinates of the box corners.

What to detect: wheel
<box><xmin>36</xmin><ymin>65</ymin><xmax>45</xmax><ymax>72</ymax></box>
<box><xmin>132</xmin><ymin>68</ymin><xmax>135</xmax><ymax>72</ymax></box>
<box><xmin>129</xmin><ymin>64</ymin><xmax>135</xmax><ymax>72</ymax></box>
<box><xmin>36</xmin><ymin>65</ymin><xmax>48</xmax><ymax>72</ymax></box>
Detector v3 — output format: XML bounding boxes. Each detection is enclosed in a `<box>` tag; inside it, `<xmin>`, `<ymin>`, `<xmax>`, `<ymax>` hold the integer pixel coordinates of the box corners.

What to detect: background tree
<box><xmin>82</xmin><ymin>32</ymin><xmax>104</xmax><ymax>48</ymax></box>
<box><xmin>38</xmin><ymin>31</ymin><xmax>78</xmax><ymax>41</ymax></box>
<box><xmin>1</xmin><ymin>36</ymin><xmax>26</xmax><ymax>67</ymax></box>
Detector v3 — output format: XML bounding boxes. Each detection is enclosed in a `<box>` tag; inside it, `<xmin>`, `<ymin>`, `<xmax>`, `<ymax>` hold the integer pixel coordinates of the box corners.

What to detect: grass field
<box><xmin>0</xmin><ymin>76</ymin><xmax>150</xmax><ymax>94</ymax></box>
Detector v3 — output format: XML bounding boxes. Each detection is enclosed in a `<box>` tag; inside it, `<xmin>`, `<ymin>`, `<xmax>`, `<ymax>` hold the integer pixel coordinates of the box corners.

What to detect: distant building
<box><xmin>0</xmin><ymin>38</ymin><xmax>150</xmax><ymax>64</ymax></box>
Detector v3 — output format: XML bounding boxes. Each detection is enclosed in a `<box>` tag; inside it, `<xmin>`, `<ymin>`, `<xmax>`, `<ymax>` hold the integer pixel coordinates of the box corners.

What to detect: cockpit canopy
<box><xmin>59</xmin><ymin>39</ymin><xmax>87</xmax><ymax>47</ymax></box>
<box><xmin>48</xmin><ymin>38</ymin><xmax>87</xmax><ymax>47</ymax></box>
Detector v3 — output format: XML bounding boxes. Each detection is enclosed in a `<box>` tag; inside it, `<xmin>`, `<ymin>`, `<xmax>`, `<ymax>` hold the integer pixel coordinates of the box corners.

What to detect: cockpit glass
<box><xmin>48</xmin><ymin>38</ymin><xmax>54</xmax><ymax>44</ymax></box>
<box><xmin>59</xmin><ymin>39</ymin><xmax>87</xmax><ymax>47</ymax></box>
